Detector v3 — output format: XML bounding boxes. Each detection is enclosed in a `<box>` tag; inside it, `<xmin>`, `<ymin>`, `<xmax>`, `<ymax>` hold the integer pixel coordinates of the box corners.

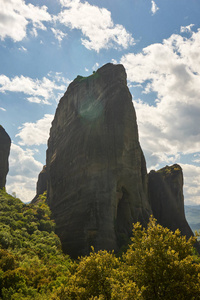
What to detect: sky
<box><xmin>0</xmin><ymin>0</ymin><xmax>200</xmax><ymax>205</ymax></box>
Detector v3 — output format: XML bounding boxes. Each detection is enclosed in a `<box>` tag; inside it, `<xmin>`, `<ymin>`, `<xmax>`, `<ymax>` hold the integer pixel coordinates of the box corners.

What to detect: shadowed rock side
<box><xmin>148</xmin><ymin>164</ymin><xmax>194</xmax><ymax>239</ymax></box>
<box><xmin>0</xmin><ymin>126</ymin><xmax>11</xmax><ymax>189</ymax></box>
<box><xmin>32</xmin><ymin>165</ymin><xmax>47</xmax><ymax>203</ymax></box>
<box><xmin>46</xmin><ymin>63</ymin><xmax>152</xmax><ymax>258</ymax></box>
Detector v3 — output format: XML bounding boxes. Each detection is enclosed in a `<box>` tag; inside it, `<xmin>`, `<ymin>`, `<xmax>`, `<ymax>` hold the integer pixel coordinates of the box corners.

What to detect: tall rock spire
<box><xmin>148</xmin><ymin>164</ymin><xmax>194</xmax><ymax>239</ymax></box>
<box><xmin>46</xmin><ymin>63</ymin><xmax>152</xmax><ymax>257</ymax></box>
<box><xmin>0</xmin><ymin>126</ymin><xmax>11</xmax><ymax>189</ymax></box>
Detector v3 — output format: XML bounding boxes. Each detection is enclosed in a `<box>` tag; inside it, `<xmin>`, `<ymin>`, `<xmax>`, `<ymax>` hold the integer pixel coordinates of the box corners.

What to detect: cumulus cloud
<box><xmin>120</xmin><ymin>26</ymin><xmax>200</xmax><ymax>204</ymax></box>
<box><xmin>151</xmin><ymin>1</ymin><xmax>159</xmax><ymax>15</ymax></box>
<box><xmin>121</xmin><ymin>27</ymin><xmax>200</xmax><ymax>163</ymax></box>
<box><xmin>0</xmin><ymin>73</ymin><xmax>69</xmax><ymax>104</ymax></box>
<box><xmin>0</xmin><ymin>0</ymin><xmax>51</xmax><ymax>41</ymax></box>
<box><xmin>0</xmin><ymin>0</ymin><xmax>134</xmax><ymax>50</ymax></box>
<box><xmin>180</xmin><ymin>164</ymin><xmax>200</xmax><ymax>205</ymax></box>
<box><xmin>57</xmin><ymin>0</ymin><xmax>134</xmax><ymax>52</ymax></box>
<box><xmin>16</xmin><ymin>114</ymin><xmax>54</xmax><ymax>146</ymax></box>
<box><xmin>6</xmin><ymin>143</ymin><xmax>43</xmax><ymax>202</ymax></box>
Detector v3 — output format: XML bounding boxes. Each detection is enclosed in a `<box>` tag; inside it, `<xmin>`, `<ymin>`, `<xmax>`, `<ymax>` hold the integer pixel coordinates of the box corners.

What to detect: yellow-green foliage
<box><xmin>75</xmin><ymin>71</ymin><xmax>100</xmax><ymax>83</ymax></box>
<box><xmin>0</xmin><ymin>189</ymin><xmax>200</xmax><ymax>300</ymax></box>
<box><xmin>0</xmin><ymin>190</ymin><xmax>71</xmax><ymax>299</ymax></box>
<box><xmin>52</xmin><ymin>217</ymin><xmax>200</xmax><ymax>300</ymax></box>
<box><xmin>157</xmin><ymin>164</ymin><xmax>181</xmax><ymax>176</ymax></box>
<box><xmin>124</xmin><ymin>217</ymin><xmax>200</xmax><ymax>299</ymax></box>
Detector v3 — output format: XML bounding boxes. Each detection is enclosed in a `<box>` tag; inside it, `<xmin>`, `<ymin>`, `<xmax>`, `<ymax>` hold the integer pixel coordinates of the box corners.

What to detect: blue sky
<box><xmin>0</xmin><ymin>0</ymin><xmax>200</xmax><ymax>205</ymax></box>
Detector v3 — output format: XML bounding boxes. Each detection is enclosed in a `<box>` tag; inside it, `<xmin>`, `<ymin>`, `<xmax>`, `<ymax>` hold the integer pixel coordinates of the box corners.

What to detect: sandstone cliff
<box><xmin>46</xmin><ymin>63</ymin><xmax>152</xmax><ymax>257</ymax></box>
<box><xmin>32</xmin><ymin>165</ymin><xmax>47</xmax><ymax>203</ymax></box>
<box><xmin>0</xmin><ymin>126</ymin><xmax>11</xmax><ymax>189</ymax></box>
<box><xmin>148</xmin><ymin>164</ymin><xmax>193</xmax><ymax>239</ymax></box>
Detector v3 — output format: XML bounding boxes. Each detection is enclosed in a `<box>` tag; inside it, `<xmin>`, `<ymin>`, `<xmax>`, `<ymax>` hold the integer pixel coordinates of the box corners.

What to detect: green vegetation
<box><xmin>56</xmin><ymin>218</ymin><xmax>200</xmax><ymax>300</ymax></box>
<box><xmin>0</xmin><ymin>190</ymin><xmax>71</xmax><ymax>299</ymax></box>
<box><xmin>157</xmin><ymin>164</ymin><xmax>181</xmax><ymax>176</ymax></box>
<box><xmin>124</xmin><ymin>218</ymin><xmax>200</xmax><ymax>299</ymax></box>
<box><xmin>75</xmin><ymin>71</ymin><xmax>100</xmax><ymax>83</ymax></box>
<box><xmin>0</xmin><ymin>189</ymin><xmax>200</xmax><ymax>299</ymax></box>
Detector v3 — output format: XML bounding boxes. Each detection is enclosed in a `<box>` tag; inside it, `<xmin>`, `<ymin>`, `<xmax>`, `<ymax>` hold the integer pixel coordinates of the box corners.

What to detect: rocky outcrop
<box><xmin>46</xmin><ymin>63</ymin><xmax>152</xmax><ymax>257</ymax></box>
<box><xmin>148</xmin><ymin>164</ymin><xmax>193</xmax><ymax>239</ymax></box>
<box><xmin>32</xmin><ymin>165</ymin><xmax>47</xmax><ymax>203</ymax></box>
<box><xmin>0</xmin><ymin>126</ymin><xmax>11</xmax><ymax>189</ymax></box>
<box><xmin>44</xmin><ymin>63</ymin><xmax>195</xmax><ymax>257</ymax></box>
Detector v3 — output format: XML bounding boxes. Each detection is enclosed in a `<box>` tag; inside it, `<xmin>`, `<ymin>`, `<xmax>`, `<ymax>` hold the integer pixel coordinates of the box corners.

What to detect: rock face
<box><xmin>46</xmin><ymin>63</ymin><xmax>152</xmax><ymax>257</ymax></box>
<box><xmin>32</xmin><ymin>165</ymin><xmax>47</xmax><ymax>203</ymax></box>
<box><xmin>0</xmin><ymin>126</ymin><xmax>11</xmax><ymax>189</ymax></box>
<box><xmin>148</xmin><ymin>164</ymin><xmax>193</xmax><ymax>239</ymax></box>
<box><xmin>45</xmin><ymin>63</ymin><xmax>195</xmax><ymax>257</ymax></box>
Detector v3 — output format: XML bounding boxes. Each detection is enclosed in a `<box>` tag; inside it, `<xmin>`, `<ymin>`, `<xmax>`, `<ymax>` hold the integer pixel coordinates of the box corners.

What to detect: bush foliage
<box><xmin>0</xmin><ymin>189</ymin><xmax>200</xmax><ymax>299</ymax></box>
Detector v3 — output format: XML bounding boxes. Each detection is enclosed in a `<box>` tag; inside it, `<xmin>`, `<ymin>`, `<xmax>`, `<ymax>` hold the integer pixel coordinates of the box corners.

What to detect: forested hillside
<box><xmin>0</xmin><ymin>189</ymin><xmax>200</xmax><ymax>299</ymax></box>
<box><xmin>0</xmin><ymin>190</ymin><xmax>71</xmax><ymax>299</ymax></box>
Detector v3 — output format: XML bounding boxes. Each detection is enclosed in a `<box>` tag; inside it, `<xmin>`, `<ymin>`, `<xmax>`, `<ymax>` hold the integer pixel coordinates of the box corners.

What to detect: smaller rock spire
<box><xmin>0</xmin><ymin>126</ymin><xmax>11</xmax><ymax>189</ymax></box>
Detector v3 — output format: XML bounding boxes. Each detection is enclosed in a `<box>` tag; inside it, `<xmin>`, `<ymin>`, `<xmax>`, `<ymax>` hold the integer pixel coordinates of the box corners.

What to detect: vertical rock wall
<box><xmin>46</xmin><ymin>63</ymin><xmax>152</xmax><ymax>257</ymax></box>
<box><xmin>148</xmin><ymin>164</ymin><xmax>193</xmax><ymax>239</ymax></box>
<box><xmin>32</xmin><ymin>165</ymin><xmax>47</xmax><ymax>203</ymax></box>
<box><xmin>0</xmin><ymin>126</ymin><xmax>11</xmax><ymax>189</ymax></box>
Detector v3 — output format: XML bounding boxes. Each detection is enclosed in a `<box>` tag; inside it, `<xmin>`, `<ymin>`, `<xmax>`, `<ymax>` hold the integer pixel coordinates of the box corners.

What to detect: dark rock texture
<box><xmin>0</xmin><ymin>126</ymin><xmax>11</xmax><ymax>189</ymax></box>
<box><xmin>148</xmin><ymin>164</ymin><xmax>193</xmax><ymax>239</ymax></box>
<box><xmin>32</xmin><ymin>165</ymin><xmax>47</xmax><ymax>203</ymax></box>
<box><xmin>46</xmin><ymin>63</ymin><xmax>152</xmax><ymax>257</ymax></box>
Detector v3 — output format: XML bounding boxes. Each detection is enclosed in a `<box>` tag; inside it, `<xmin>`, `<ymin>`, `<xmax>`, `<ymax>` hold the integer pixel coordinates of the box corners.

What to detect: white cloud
<box><xmin>0</xmin><ymin>73</ymin><xmax>69</xmax><ymax>104</ymax></box>
<box><xmin>30</xmin><ymin>27</ymin><xmax>38</xmax><ymax>37</ymax></box>
<box><xmin>0</xmin><ymin>107</ymin><xmax>6</xmax><ymax>111</ymax></box>
<box><xmin>27</xmin><ymin>96</ymin><xmax>45</xmax><ymax>104</ymax></box>
<box><xmin>92</xmin><ymin>62</ymin><xmax>99</xmax><ymax>71</ymax></box>
<box><xmin>180</xmin><ymin>24</ymin><xmax>194</xmax><ymax>33</ymax></box>
<box><xmin>121</xmin><ymin>27</ymin><xmax>200</xmax><ymax>162</ymax></box>
<box><xmin>0</xmin><ymin>0</ymin><xmax>51</xmax><ymax>42</ymax></box>
<box><xmin>111</xmin><ymin>59</ymin><xmax>118</xmax><ymax>64</ymax></box>
<box><xmin>192</xmin><ymin>154</ymin><xmax>200</xmax><ymax>163</ymax></box>
<box><xmin>18</xmin><ymin>46</ymin><xmax>27</xmax><ymax>51</ymax></box>
<box><xmin>57</xmin><ymin>0</ymin><xmax>134</xmax><ymax>52</ymax></box>
<box><xmin>180</xmin><ymin>164</ymin><xmax>200</xmax><ymax>205</ymax></box>
<box><xmin>51</xmin><ymin>27</ymin><xmax>67</xmax><ymax>44</ymax></box>
<box><xmin>151</xmin><ymin>1</ymin><xmax>159</xmax><ymax>15</ymax></box>
<box><xmin>6</xmin><ymin>143</ymin><xmax>43</xmax><ymax>202</ymax></box>
<box><xmin>121</xmin><ymin>27</ymin><xmax>200</xmax><ymax>204</ymax></box>
<box><xmin>16</xmin><ymin>114</ymin><xmax>54</xmax><ymax>146</ymax></box>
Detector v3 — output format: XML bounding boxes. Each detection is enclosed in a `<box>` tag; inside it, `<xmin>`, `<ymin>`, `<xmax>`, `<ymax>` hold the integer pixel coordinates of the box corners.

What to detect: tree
<box><xmin>124</xmin><ymin>216</ymin><xmax>200</xmax><ymax>300</ymax></box>
<box><xmin>53</xmin><ymin>248</ymin><xmax>142</xmax><ymax>300</ymax></box>
<box><xmin>56</xmin><ymin>248</ymin><xmax>120</xmax><ymax>299</ymax></box>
